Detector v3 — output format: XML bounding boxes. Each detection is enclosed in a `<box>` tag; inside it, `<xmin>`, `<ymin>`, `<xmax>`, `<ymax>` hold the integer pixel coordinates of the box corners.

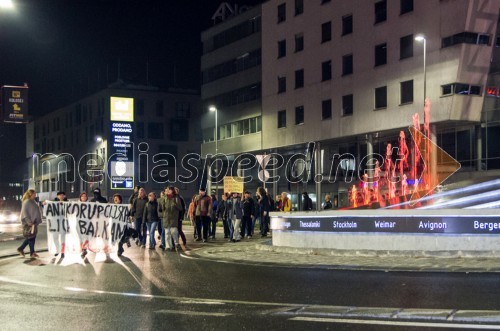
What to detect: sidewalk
<box><xmin>2</xmin><ymin>225</ymin><xmax>499</xmax><ymax>272</ymax></box>
<box><xmin>186</xmin><ymin>234</ymin><xmax>500</xmax><ymax>273</ymax></box>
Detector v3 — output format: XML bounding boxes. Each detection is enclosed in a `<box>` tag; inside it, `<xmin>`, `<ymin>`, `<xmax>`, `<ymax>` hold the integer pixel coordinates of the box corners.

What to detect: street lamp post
<box><xmin>415</xmin><ymin>34</ymin><xmax>427</xmax><ymax>102</ymax></box>
<box><xmin>209</xmin><ymin>106</ymin><xmax>218</xmax><ymax>198</ymax></box>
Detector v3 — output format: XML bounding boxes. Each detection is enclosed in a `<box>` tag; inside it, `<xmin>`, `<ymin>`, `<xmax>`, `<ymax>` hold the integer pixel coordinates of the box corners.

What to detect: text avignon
<box><xmin>418</xmin><ymin>221</ymin><xmax>447</xmax><ymax>231</ymax></box>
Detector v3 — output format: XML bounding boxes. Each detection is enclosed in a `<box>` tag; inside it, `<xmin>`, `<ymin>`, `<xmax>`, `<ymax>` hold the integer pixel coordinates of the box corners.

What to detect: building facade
<box><xmin>26</xmin><ymin>82</ymin><xmax>201</xmax><ymax>202</ymax></box>
<box><xmin>203</xmin><ymin>1</ymin><xmax>500</xmax><ymax>209</ymax></box>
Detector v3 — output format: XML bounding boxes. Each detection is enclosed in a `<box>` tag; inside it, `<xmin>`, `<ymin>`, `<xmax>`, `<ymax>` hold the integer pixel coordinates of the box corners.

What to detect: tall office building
<box><xmin>204</xmin><ymin>0</ymin><xmax>500</xmax><ymax>208</ymax></box>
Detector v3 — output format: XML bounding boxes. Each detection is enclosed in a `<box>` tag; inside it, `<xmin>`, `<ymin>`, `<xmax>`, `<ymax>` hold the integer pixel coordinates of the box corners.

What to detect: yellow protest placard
<box><xmin>223</xmin><ymin>176</ymin><xmax>244</xmax><ymax>194</ymax></box>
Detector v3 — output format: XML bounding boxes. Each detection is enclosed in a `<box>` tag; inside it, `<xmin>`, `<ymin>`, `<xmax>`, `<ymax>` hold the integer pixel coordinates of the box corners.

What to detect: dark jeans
<box><xmin>19</xmin><ymin>237</ymin><xmax>36</xmax><ymax>255</ymax></box>
<box><xmin>260</xmin><ymin>214</ymin><xmax>270</xmax><ymax>235</ymax></box>
<box><xmin>223</xmin><ymin>216</ymin><xmax>230</xmax><ymax>237</ymax></box>
<box><xmin>210</xmin><ymin>216</ymin><xmax>217</xmax><ymax>237</ymax></box>
<box><xmin>134</xmin><ymin>218</ymin><xmax>147</xmax><ymax>245</ymax></box>
<box><xmin>157</xmin><ymin>219</ymin><xmax>163</xmax><ymax>237</ymax></box>
<box><xmin>241</xmin><ymin>216</ymin><xmax>252</xmax><ymax>237</ymax></box>
<box><xmin>195</xmin><ymin>216</ymin><xmax>211</xmax><ymax>240</ymax></box>
<box><xmin>178</xmin><ymin>218</ymin><xmax>186</xmax><ymax>245</ymax></box>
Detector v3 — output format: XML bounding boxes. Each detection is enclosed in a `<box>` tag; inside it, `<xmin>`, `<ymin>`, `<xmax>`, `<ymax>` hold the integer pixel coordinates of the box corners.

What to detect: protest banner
<box><xmin>43</xmin><ymin>201</ymin><xmax>130</xmax><ymax>255</ymax></box>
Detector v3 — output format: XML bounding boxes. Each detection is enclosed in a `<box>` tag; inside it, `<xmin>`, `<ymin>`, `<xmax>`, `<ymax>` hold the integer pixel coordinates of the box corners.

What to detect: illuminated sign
<box><xmin>110</xmin><ymin>97</ymin><xmax>134</xmax><ymax>122</ymax></box>
<box><xmin>109</xmin><ymin>120</ymin><xmax>134</xmax><ymax>190</ymax></box>
<box><xmin>1</xmin><ymin>85</ymin><xmax>29</xmax><ymax>123</ymax></box>
<box><xmin>271</xmin><ymin>215</ymin><xmax>500</xmax><ymax>234</ymax></box>
<box><xmin>110</xmin><ymin>161</ymin><xmax>134</xmax><ymax>189</ymax></box>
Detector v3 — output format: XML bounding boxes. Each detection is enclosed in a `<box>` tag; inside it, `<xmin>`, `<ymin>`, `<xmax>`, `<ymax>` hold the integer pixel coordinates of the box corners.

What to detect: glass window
<box><xmin>295</xmin><ymin>106</ymin><xmax>304</xmax><ymax>125</ymax></box>
<box><xmin>400</xmin><ymin>80</ymin><xmax>414</xmax><ymax>104</ymax></box>
<box><xmin>148</xmin><ymin>123</ymin><xmax>164</xmax><ymax>139</ymax></box>
<box><xmin>278</xmin><ymin>76</ymin><xmax>286</xmax><ymax>93</ymax></box>
<box><xmin>322</xmin><ymin>21</ymin><xmax>332</xmax><ymax>43</ymax></box>
<box><xmin>400</xmin><ymin>0</ymin><xmax>413</xmax><ymax>15</ymax></box>
<box><xmin>170</xmin><ymin>119</ymin><xmax>189</xmax><ymax>141</ymax></box>
<box><xmin>342</xmin><ymin>54</ymin><xmax>353</xmax><ymax>75</ymax></box>
<box><xmin>136</xmin><ymin>99</ymin><xmax>145</xmax><ymax>116</ymax></box>
<box><xmin>400</xmin><ymin>34</ymin><xmax>414</xmax><ymax>59</ymax></box>
<box><xmin>375</xmin><ymin>0</ymin><xmax>387</xmax><ymax>24</ymax></box>
<box><xmin>342</xmin><ymin>94</ymin><xmax>353</xmax><ymax>116</ymax></box>
<box><xmin>342</xmin><ymin>15</ymin><xmax>353</xmax><ymax>36</ymax></box>
<box><xmin>375</xmin><ymin>43</ymin><xmax>387</xmax><ymax>66</ymax></box>
<box><xmin>295</xmin><ymin>33</ymin><xmax>304</xmax><ymax>52</ymax></box>
<box><xmin>295</xmin><ymin>69</ymin><xmax>304</xmax><ymax>89</ymax></box>
<box><xmin>442</xmin><ymin>84</ymin><xmax>453</xmax><ymax>95</ymax></box>
<box><xmin>295</xmin><ymin>0</ymin><xmax>303</xmax><ymax>16</ymax></box>
<box><xmin>375</xmin><ymin>86</ymin><xmax>387</xmax><ymax>109</ymax></box>
<box><xmin>278</xmin><ymin>110</ymin><xmax>287</xmax><ymax>128</ymax></box>
<box><xmin>278</xmin><ymin>3</ymin><xmax>286</xmax><ymax>23</ymax></box>
<box><xmin>278</xmin><ymin>39</ymin><xmax>286</xmax><ymax>58</ymax></box>
<box><xmin>136</xmin><ymin>122</ymin><xmax>145</xmax><ymax>139</ymax></box>
<box><xmin>322</xmin><ymin>99</ymin><xmax>332</xmax><ymax>120</ymax></box>
<box><xmin>322</xmin><ymin>60</ymin><xmax>332</xmax><ymax>81</ymax></box>
<box><xmin>156</xmin><ymin>100</ymin><xmax>164</xmax><ymax>117</ymax></box>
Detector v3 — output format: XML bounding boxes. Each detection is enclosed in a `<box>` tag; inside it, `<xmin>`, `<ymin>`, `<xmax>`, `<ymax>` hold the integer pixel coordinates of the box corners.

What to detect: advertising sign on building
<box><xmin>110</xmin><ymin>97</ymin><xmax>134</xmax><ymax>122</ymax></box>
<box><xmin>1</xmin><ymin>85</ymin><xmax>29</xmax><ymax>123</ymax></box>
<box><xmin>109</xmin><ymin>97</ymin><xmax>134</xmax><ymax>189</ymax></box>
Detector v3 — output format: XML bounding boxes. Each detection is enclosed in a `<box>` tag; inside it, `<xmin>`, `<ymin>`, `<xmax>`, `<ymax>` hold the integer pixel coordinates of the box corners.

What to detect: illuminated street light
<box><xmin>415</xmin><ymin>34</ymin><xmax>427</xmax><ymax>102</ymax></box>
<box><xmin>209</xmin><ymin>106</ymin><xmax>218</xmax><ymax>197</ymax></box>
<box><xmin>0</xmin><ymin>0</ymin><xmax>14</xmax><ymax>9</ymax></box>
<box><xmin>96</xmin><ymin>136</ymin><xmax>103</xmax><ymax>142</ymax></box>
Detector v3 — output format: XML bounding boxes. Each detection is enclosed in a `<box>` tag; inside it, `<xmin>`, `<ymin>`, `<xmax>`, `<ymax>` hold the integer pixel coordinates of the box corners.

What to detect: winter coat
<box><xmin>216</xmin><ymin>200</ymin><xmax>229</xmax><ymax>219</ymax></box>
<box><xmin>143</xmin><ymin>200</ymin><xmax>160</xmax><ymax>223</ymax></box>
<box><xmin>159</xmin><ymin>195</ymin><xmax>182</xmax><ymax>227</ymax></box>
<box><xmin>302</xmin><ymin>195</ymin><xmax>313</xmax><ymax>211</ymax></box>
<box><xmin>242</xmin><ymin>197</ymin><xmax>255</xmax><ymax>217</ymax></box>
<box><xmin>227</xmin><ymin>197</ymin><xmax>243</xmax><ymax>220</ymax></box>
<box><xmin>195</xmin><ymin>194</ymin><xmax>212</xmax><ymax>217</ymax></box>
<box><xmin>131</xmin><ymin>196</ymin><xmax>148</xmax><ymax>220</ymax></box>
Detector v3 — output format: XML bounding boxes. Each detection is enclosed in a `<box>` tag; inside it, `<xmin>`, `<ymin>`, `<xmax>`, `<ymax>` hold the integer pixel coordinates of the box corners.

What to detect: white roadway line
<box><xmin>1</xmin><ymin>275</ymin><xmax>500</xmax><ymax>326</ymax></box>
<box><xmin>289</xmin><ymin>317</ymin><xmax>500</xmax><ymax>329</ymax></box>
<box><xmin>155</xmin><ymin>309</ymin><xmax>232</xmax><ymax>317</ymax></box>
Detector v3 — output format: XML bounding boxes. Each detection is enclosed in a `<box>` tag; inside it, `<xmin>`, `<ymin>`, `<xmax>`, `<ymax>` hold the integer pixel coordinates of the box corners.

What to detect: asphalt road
<box><xmin>1</xmin><ymin>224</ymin><xmax>500</xmax><ymax>330</ymax></box>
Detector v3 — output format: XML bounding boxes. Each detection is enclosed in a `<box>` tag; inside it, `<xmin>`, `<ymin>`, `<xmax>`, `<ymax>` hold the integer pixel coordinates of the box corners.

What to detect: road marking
<box><xmin>1</xmin><ymin>275</ymin><xmax>500</xmax><ymax>326</ymax></box>
<box><xmin>155</xmin><ymin>309</ymin><xmax>232</xmax><ymax>317</ymax></box>
<box><xmin>290</xmin><ymin>316</ymin><xmax>500</xmax><ymax>329</ymax></box>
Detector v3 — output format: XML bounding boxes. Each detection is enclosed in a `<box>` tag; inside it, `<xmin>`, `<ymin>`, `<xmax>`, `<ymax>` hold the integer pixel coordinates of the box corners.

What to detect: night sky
<box><xmin>0</xmin><ymin>0</ymin><xmax>263</xmax><ymax>182</ymax></box>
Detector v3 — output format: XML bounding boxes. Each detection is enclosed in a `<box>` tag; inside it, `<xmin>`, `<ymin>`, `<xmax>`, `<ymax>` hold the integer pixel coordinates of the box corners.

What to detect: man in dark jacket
<box><xmin>91</xmin><ymin>187</ymin><xmax>108</xmax><ymax>203</ymax></box>
<box><xmin>302</xmin><ymin>191</ymin><xmax>313</xmax><ymax>211</ymax></box>
<box><xmin>241</xmin><ymin>191</ymin><xmax>255</xmax><ymax>239</ymax></box>
<box><xmin>143</xmin><ymin>192</ymin><xmax>160</xmax><ymax>249</ymax></box>
<box><xmin>131</xmin><ymin>188</ymin><xmax>148</xmax><ymax>247</ymax></box>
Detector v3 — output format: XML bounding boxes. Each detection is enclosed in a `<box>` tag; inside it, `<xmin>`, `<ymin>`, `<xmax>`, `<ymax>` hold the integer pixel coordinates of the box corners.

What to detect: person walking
<box><xmin>53</xmin><ymin>191</ymin><xmax>68</xmax><ymax>259</ymax></box>
<box><xmin>91</xmin><ymin>187</ymin><xmax>108</xmax><ymax>203</ymax></box>
<box><xmin>256</xmin><ymin>187</ymin><xmax>270</xmax><ymax>237</ymax></box>
<box><xmin>241</xmin><ymin>191</ymin><xmax>255</xmax><ymax>239</ymax></box>
<box><xmin>188</xmin><ymin>194</ymin><xmax>198</xmax><ymax>240</ymax></box>
<box><xmin>281</xmin><ymin>192</ymin><xmax>292</xmax><ymax>212</ymax></box>
<box><xmin>209</xmin><ymin>194</ymin><xmax>218</xmax><ymax>239</ymax></box>
<box><xmin>194</xmin><ymin>188</ymin><xmax>212</xmax><ymax>242</ymax></box>
<box><xmin>130</xmin><ymin>188</ymin><xmax>148</xmax><ymax>247</ymax></box>
<box><xmin>159</xmin><ymin>186</ymin><xmax>183</xmax><ymax>251</ymax></box>
<box><xmin>323</xmin><ymin>194</ymin><xmax>333</xmax><ymax>210</ymax></box>
<box><xmin>227</xmin><ymin>192</ymin><xmax>242</xmax><ymax>242</ymax></box>
<box><xmin>302</xmin><ymin>191</ymin><xmax>313</xmax><ymax>211</ymax></box>
<box><xmin>143</xmin><ymin>192</ymin><xmax>160</xmax><ymax>249</ymax></box>
<box><xmin>17</xmin><ymin>189</ymin><xmax>43</xmax><ymax>258</ymax></box>
<box><xmin>216</xmin><ymin>193</ymin><xmax>230</xmax><ymax>238</ymax></box>
<box><xmin>174</xmin><ymin>187</ymin><xmax>187</xmax><ymax>245</ymax></box>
